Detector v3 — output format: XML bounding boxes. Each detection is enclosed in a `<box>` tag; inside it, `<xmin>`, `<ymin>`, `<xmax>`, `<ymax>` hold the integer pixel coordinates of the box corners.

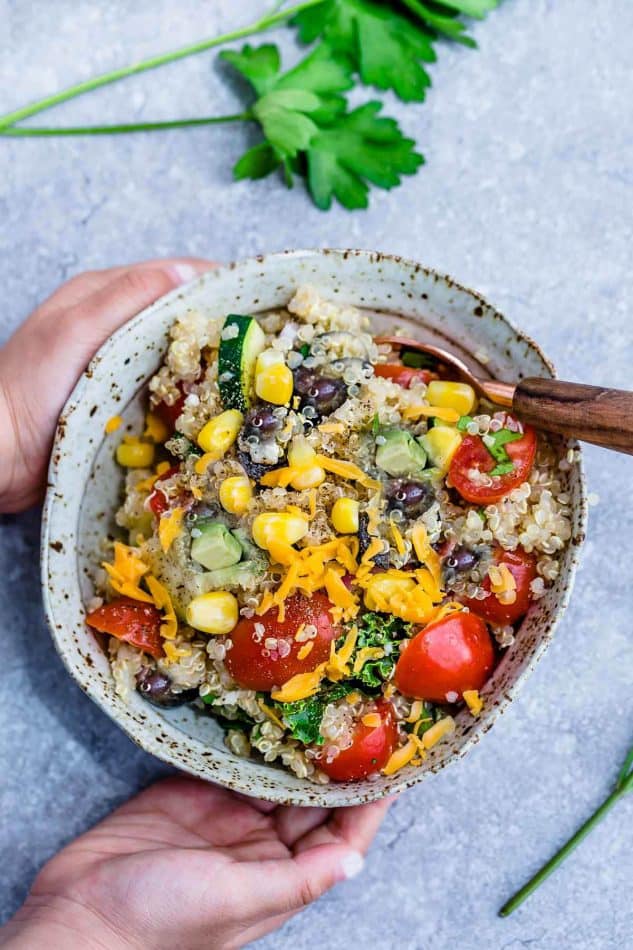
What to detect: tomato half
<box><xmin>225</xmin><ymin>593</ymin><xmax>339</xmax><ymax>691</ymax></box>
<box><xmin>374</xmin><ymin>364</ymin><xmax>433</xmax><ymax>387</ymax></box>
<box><xmin>318</xmin><ymin>700</ymin><xmax>398</xmax><ymax>782</ymax></box>
<box><xmin>464</xmin><ymin>546</ymin><xmax>537</xmax><ymax>625</ymax></box>
<box><xmin>394</xmin><ymin>612</ymin><xmax>495</xmax><ymax>703</ymax></box>
<box><xmin>86</xmin><ymin>597</ymin><xmax>164</xmax><ymax>659</ymax></box>
<box><xmin>448</xmin><ymin>414</ymin><xmax>536</xmax><ymax>504</ymax></box>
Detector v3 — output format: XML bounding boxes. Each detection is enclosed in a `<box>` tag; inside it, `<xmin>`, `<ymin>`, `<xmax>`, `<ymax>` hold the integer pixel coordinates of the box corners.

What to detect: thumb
<box><xmin>238</xmin><ymin>843</ymin><xmax>364</xmax><ymax>918</ymax></box>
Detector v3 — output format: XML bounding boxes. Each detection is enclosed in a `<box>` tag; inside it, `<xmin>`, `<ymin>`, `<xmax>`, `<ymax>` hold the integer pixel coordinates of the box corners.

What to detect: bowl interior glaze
<box><xmin>41</xmin><ymin>250</ymin><xmax>587</xmax><ymax>806</ymax></box>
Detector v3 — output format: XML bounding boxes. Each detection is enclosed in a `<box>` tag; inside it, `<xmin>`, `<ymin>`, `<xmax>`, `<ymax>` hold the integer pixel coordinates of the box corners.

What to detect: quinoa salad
<box><xmin>87</xmin><ymin>286</ymin><xmax>574</xmax><ymax>784</ymax></box>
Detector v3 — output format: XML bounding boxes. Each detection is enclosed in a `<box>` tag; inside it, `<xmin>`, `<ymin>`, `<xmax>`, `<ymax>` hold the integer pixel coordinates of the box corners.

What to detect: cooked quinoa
<box><xmin>87</xmin><ymin>286</ymin><xmax>573</xmax><ymax>784</ymax></box>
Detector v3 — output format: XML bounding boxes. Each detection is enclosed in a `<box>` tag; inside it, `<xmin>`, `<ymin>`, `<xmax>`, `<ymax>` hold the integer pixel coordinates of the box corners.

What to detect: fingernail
<box><xmin>168</xmin><ymin>263</ymin><xmax>199</xmax><ymax>285</ymax></box>
<box><xmin>340</xmin><ymin>850</ymin><xmax>364</xmax><ymax>880</ymax></box>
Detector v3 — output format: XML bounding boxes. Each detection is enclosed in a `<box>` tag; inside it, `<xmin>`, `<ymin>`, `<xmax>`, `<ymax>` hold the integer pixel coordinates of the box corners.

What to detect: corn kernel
<box><xmin>116</xmin><ymin>440</ymin><xmax>155</xmax><ymax>468</ymax></box>
<box><xmin>186</xmin><ymin>591</ymin><xmax>238</xmax><ymax>635</ymax></box>
<box><xmin>421</xmin><ymin>426</ymin><xmax>463</xmax><ymax>475</ymax></box>
<box><xmin>291</xmin><ymin>465</ymin><xmax>326</xmax><ymax>490</ymax></box>
<box><xmin>288</xmin><ymin>437</ymin><xmax>316</xmax><ymax>467</ymax></box>
<box><xmin>255</xmin><ymin>350</ymin><xmax>294</xmax><ymax>405</ymax></box>
<box><xmin>364</xmin><ymin>574</ymin><xmax>416</xmax><ymax>612</ymax></box>
<box><xmin>252</xmin><ymin>512</ymin><xmax>309</xmax><ymax>550</ymax></box>
<box><xmin>219</xmin><ymin>475</ymin><xmax>253</xmax><ymax>516</ymax></box>
<box><xmin>426</xmin><ymin>381</ymin><xmax>476</xmax><ymax>417</ymax></box>
<box><xmin>331</xmin><ymin>497</ymin><xmax>360</xmax><ymax>534</ymax></box>
<box><xmin>196</xmin><ymin>409</ymin><xmax>244</xmax><ymax>457</ymax></box>
<box><xmin>287</xmin><ymin>437</ymin><xmax>325</xmax><ymax>489</ymax></box>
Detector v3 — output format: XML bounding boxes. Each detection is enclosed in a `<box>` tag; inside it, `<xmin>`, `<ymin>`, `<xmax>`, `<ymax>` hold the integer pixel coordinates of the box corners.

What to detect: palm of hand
<box><xmin>27</xmin><ymin>777</ymin><xmax>388</xmax><ymax>950</ymax></box>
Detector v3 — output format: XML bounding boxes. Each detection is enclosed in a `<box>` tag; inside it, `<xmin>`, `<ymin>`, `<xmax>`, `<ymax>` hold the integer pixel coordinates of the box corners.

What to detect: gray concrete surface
<box><xmin>1</xmin><ymin>1</ymin><xmax>632</xmax><ymax>947</ymax></box>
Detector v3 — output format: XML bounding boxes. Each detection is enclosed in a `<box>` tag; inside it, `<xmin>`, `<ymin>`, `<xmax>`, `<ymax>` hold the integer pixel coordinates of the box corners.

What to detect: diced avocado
<box><xmin>420</xmin><ymin>426</ymin><xmax>463</xmax><ymax>475</ymax></box>
<box><xmin>376</xmin><ymin>428</ymin><xmax>427</xmax><ymax>476</ymax></box>
<box><xmin>191</xmin><ymin>521</ymin><xmax>242</xmax><ymax>571</ymax></box>
<box><xmin>218</xmin><ymin>314</ymin><xmax>266</xmax><ymax>412</ymax></box>
<box><xmin>191</xmin><ymin>560</ymin><xmax>266</xmax><ymax>595</ymax></box>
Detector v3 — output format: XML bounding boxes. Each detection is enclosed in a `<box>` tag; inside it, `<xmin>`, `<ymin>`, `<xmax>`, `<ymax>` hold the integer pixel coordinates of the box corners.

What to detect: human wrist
<box><xmin>0</xmin><ymin>895</ymin><xmax>135</xmax><ymax>950</ymax></box>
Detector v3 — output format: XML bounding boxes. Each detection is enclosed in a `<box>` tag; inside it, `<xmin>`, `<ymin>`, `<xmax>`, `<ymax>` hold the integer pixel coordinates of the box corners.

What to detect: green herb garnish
<box><xmin>371</xmin><ymin>413</ymin><xmax>381</xmax><ymax>436</ymax></box>
<box><xmin>457</xmin><ymin>415</ymin><xmax>474</xmax><ymax>431</ymax></box>
<box><xmin>299</xmin><ymin>342</ymin><xmax>311</xmax><ymax>358</ymax></box>
<box><xmin>482</xmin><ymin>428</ymin><xmax>522</xmax><ymax>475</ymax></box>
<box><xmin>500</xmin><ymin>741</ymin><xmax>633</xmax><ymax>917</ymax></box>
<box><xmin>273</xmin><ymin>684</ymin><xmax>349</xmax><ymax>744</ymax></box>
<box><xmin>0</xmin><ymin>1</ymin><xmax>501</xmax><ymax>210</ymax></box>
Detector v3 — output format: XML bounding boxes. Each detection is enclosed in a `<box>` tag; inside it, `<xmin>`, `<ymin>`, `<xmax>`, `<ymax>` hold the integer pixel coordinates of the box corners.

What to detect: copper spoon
<box><xmin>375</xmin><ymin>336</ymin><xmax>633</xmax><ymax>455</ymax></box>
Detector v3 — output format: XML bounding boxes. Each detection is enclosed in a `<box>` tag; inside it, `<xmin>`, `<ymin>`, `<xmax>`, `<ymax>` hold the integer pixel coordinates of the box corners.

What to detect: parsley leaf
<box><xmin>273</xmin><ymin>684</ymin><xmax>349</xmax><ymax>745</ymax></box>
<box><xmin>294</xmin><ymin>0</ymin><xmax>500</xmax><ymax>100</ymax></box>
<box><xmin>307</xmin><ymin>102</ymin><xmax>423</xmax><ymax>209</ymax></box>
<box><xmin>223</xmin><ymin>43</ymin><xmax>423</xmax><ymax>210</ymax></box>
<box><xmin>294</xmin><ymin>0</ymin><xmax>436</xmax><ymax>102</ymax></box>
<box><xmin>353</xmin><ymin>611</ymin><xmax>413</xmax><ymax>689</ymax></box>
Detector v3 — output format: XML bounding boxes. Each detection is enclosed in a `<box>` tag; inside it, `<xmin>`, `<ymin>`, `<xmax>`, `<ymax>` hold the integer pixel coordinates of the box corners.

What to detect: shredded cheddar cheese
<box><xmin>463</xmin><ymin>689</ymin><xmax>483</xmax><ymax>716</ymax></box>
<box><xmin>271</xmin><ymin>664</ymin><xmax>327</xmax><ymax>703</ymax></box>
<box><xmin>401</xmin><ymin>405</ymin><xmax>460</xmax><ymax>423</ymax></box>
<box><xmin>422</xmin><ymin>716</ymin><xmax>456</xmax><ymax>749</ymax></box>
<box><xmin>361</xmin><ymin>713</ymin><xmax>382</xmax><ymax>728</ymax></box>
<box><xmin>297</xmin><ymin>641</ymin><xmax>314</xmax><ymax>661</ymax></box>
<box><xmin>158</xmin><ymin>506</ymin><xmax>185</xmax><ymax>553</ymax></box>
<box><xmin>382</xmin><ymin>738</ymin><xmax>418</xmax><ymax>775</ymax></box>
<box><xmin>102</xmin><ymin>542</ymin><xmax>153</xmax><ymax>603</ymax></box>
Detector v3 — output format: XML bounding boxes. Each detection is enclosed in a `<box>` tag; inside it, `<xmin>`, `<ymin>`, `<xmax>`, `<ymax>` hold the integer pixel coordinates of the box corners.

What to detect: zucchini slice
<box><xmin>218</xmin><ymin>314</ymin><xmax>266</xmax><ymax>412</ymax></box>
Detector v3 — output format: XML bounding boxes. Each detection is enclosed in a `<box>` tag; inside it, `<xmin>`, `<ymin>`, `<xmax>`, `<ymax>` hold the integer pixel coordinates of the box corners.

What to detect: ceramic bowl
<box><xmin>41</xmin><ymin>249</ymin><xmax>587</xmax><ymax>806</ymax></box>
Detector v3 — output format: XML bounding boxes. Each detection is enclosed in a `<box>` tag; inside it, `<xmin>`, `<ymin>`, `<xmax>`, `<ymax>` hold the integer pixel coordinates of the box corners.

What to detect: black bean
<box><xmin>445</xmin><ymin>545</ymin><xmax>479</xmax><ymax>573</ymax></box>
<box><xmin>357</xmin><ymin>512</ymin><xmax>390</xmax><ymax>569</ymax></box>
<box><xmin>293</xmin><ymin>366</ymin><xmax>347</xmax><ymax>417</ymax></box>
<box><xmin>135</xmin><ymin>668</ymin><xmax>198</xmax><ymax>708</ymax></box>
<box><xmin>386</xmin><ymin>479</ymin><xmax>435</xmax><ymax>517</ymax></box>
<box><xmin>243</xmin><ymin>405</ymin><xmax>282</xmax><ymax>440</ymax></box>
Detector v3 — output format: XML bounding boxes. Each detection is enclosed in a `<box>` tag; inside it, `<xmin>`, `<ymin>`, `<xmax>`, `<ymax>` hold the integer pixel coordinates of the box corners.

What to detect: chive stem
<box><xmin>499</xmin><ymin>743</ymin><xmax>633</xmax><ymax>917</ymax></box>
<box><xmin>0</xmin><ymin>114</ymin><xmax>252</xmax><ymax>137</ymax></box>
<box><xmin>0</xmin><ymin>0</ymin><xmax>323</xmax><ymax>131</ymax></box>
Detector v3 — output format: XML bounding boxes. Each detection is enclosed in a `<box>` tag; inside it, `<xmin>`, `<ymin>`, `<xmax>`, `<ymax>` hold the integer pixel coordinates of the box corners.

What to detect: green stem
<box><xmin>499</xmin><ymin>745</ymin><xmax>633</xmax><ymax>917</ymax></box>
<box><xmin>0</xmin><ymin>0</ymin><xmax>324</xmax><ymax>131</ymax></box>
<box><xmin>0</xmin><ymin>113</ymin><xmax>252</xmax><ymax>137</ymax></box>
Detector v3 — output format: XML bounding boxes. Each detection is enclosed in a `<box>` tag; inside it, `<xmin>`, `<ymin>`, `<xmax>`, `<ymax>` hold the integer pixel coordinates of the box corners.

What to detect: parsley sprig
<box><xmin>0</xmin><ymin>0</ymin><xmax>500</xmax><ymax>209</ymax></box>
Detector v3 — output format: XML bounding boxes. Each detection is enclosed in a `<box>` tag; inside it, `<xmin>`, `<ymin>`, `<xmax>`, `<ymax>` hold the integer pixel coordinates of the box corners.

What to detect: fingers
<box><xmin>293</xmin><ymin>797</ymin><xmax>394</xmax><ymax>856</ymax></box>
<box><xmin>274</xmin><ymin>805</ymin><xmax>331</xmax><ymax>848</ymax></box>
<box><xmin>235</xmin><ymin>842</ymin><xmax>365</xmax><ymax>919</ymax></box>
<box><xmin>233</xmin><ymin>798</ymin><xmax>394</xmax><ymax>920</ymax></box>
<box><xmin>33</xmin><ymin>257</ymin><xmax>216</xmax><ymax>321</ymax></box>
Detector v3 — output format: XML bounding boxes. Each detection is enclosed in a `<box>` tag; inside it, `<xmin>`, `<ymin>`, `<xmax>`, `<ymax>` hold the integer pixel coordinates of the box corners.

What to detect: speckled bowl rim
<box><xmin>41</xmin><ymin>249</ymin><xmax>587</xmax><ymax>806</ymax></box>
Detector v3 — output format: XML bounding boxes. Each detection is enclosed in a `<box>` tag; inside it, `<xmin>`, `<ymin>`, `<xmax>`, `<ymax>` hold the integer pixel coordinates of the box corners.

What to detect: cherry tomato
<box><xmin>394</xmin><ymin>612</ymin><xmax>495</xmax><ymax>703</ymax></box>
<box><xmin>317</xmin><ymin>700</ymin><xmax>398</xmax><ymax>782</ymax></box>
<box><xmin>154</xmin><ymin>384</ymin><xmax>187</xmax><ymax>433</ymax></box>
<box><xmin>225</xmin><ymin>593</ymin><xmax>340</xmax><ymax>691</ymax></box>
<box><xmin>448</xmin><ymin>414</ymin><xmax>536</xmax><ymax>504</ymax></box>
<box><xmin>464</xmin><ymin>546</ymin><xmax>537</xmax><ymax>625</ymax></box>
<box><xmin>86</xmin><ymin>597</ymin><xmax>164</xmax><ymax>659</ymax></box>
<box><xmin>374</xmin><ymin>364</ymin><xmax>433</xmax><ymax>387</ymax></box>
<box><xmin>148</xmin><ymin>465</ymin><xmax>181</xmax><ymax>517</ymax></box>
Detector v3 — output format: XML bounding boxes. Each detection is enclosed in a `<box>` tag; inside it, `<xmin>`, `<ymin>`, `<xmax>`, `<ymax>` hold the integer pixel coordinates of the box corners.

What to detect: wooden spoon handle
<box><xmin>513</xmin><ymin>378</ymin><xmax>633</xmax><ymax>454</ymax></box>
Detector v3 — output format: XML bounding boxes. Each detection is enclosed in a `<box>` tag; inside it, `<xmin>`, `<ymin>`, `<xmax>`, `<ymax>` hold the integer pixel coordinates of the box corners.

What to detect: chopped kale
<box><xmin>273</xmin><ymin>684</ymin><xmax>350</xmax><ymax>745</ymax></box>
<box><xmin>353</xmin><ymin>611</ymin><xmax>413</xmax><ymax>689</ymax></box>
